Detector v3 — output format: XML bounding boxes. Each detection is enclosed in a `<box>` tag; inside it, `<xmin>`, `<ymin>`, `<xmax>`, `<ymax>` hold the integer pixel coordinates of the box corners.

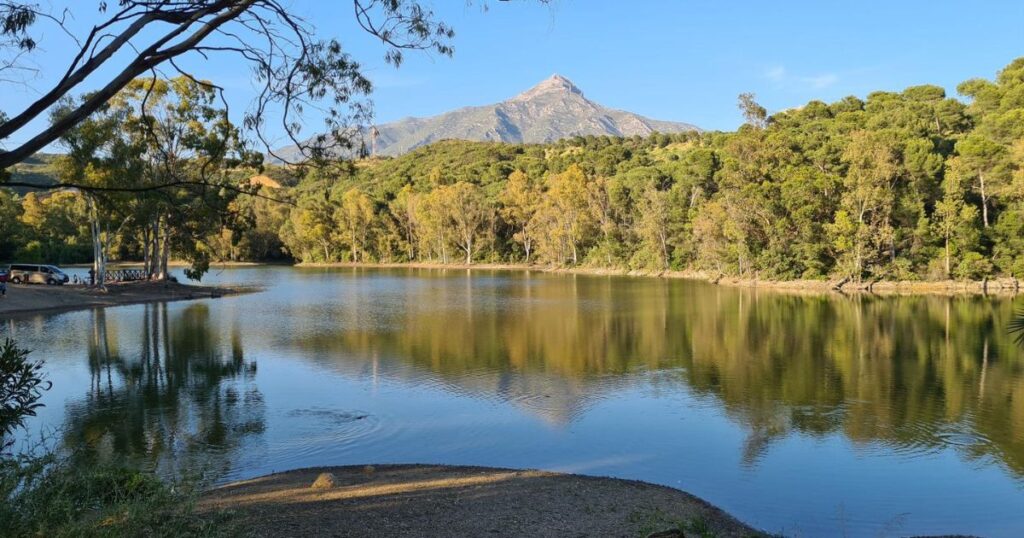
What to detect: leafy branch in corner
<box><xmin>0</xmin><ymin>339</ymin><xmax>50</xmax><ymax>454</ymax></box>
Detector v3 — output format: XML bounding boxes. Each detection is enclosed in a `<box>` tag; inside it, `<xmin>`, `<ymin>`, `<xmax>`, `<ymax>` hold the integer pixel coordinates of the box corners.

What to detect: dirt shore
<box><xmin>199</xmin><ymin>464</ymin><xmax>762</xmax><ymax>537</ymax></box>
<box><xmin>0</xmin><ymin>280</ymin><xmax>250</xmax><ymax>318</ymax></box>
<box><xmin>298</xmin><ymin>261</ymin><xmax>1021</xmax><ymax>297</ymax></box>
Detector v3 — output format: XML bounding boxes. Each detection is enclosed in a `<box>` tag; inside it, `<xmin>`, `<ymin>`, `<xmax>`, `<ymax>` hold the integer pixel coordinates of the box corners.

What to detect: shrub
<box><xmin>0</xmin><ymin>339</ymin><xmax>49</xmax><ymax>454</ymax></box>
<box><xmin>954</xmin><ymin>252</ymin><xmax>994</xmax><ymax>280</ymax></box>
<box><xmin>0</xmin><ymin>454</ymin><xmax>231</xmax><ymax>537</ymax></box>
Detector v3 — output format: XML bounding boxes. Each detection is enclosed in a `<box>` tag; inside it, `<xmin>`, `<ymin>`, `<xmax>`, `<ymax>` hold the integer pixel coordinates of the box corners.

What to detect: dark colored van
<box><xmin>8</xmin><ymin>264</ymin><xmax>70</xmax><ymax>285</ymax></box>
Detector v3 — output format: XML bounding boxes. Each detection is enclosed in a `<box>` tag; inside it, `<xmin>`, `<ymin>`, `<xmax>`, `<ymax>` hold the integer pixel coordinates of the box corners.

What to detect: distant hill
<box><xmin>6</xmin><ymin>152</ymin><xmax>60</xmax><ymax>193</ymax></box>
<box><xmin>272</xmin><ymin>75</ymin><xmax>699</xmax><ymax>161</ymax></box>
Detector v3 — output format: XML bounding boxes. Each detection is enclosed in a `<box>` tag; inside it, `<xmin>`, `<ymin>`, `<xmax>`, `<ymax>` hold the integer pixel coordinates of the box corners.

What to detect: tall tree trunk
<box><xmin>159</xmin><ymin>215</ymin><xmax>170</xmax><ymax>280</ymax></box>
<box><xmin>979</xmin><ymin>174</ymin><xmax>990</xmax><ymax>228</ymax></box>
<box><xmin>660</xmin><ymin>230</ymin><xmax>669</xmax><ymax>270</ymax></box>
<box><xmin>944</xmin><ymin>234</ymin><xmax>951</xmax><ymax>278</ymax></box>
<box><xmin>405</xmin><ymin>220</ymin><xmax>415</xmax><ymax>261</ymax></box>
<box><xmin>855</xmin><ymin>244</ymin><xmax>863</xmax><ymax>284</ymax></box>
<box><xmin>142</xmin><ymin>226</ymin><xmax>151</xmax><ymax>278</ymax></box>
<box><xmin>86</xmin><ymin>196</ymin><xmax>106</xmax><ymax>288</ymax></box>
<box><xmin>524</xmin><ymin>229</ymin><xmax>532</xmax><ymax>264</ymax></box>
<box><xmin>150</xmin><ymin>218</ymin><xmax>161</xmax><ymax>279</ymax></box>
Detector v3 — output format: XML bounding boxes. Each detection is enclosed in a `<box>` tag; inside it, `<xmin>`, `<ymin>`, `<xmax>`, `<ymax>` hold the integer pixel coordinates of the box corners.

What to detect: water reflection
<box><xmin>1012</xmin><ymin>309</ymin><xmax>1024</xmax><ymax>346</ymax></box>
<box><xmin>64</xmin><ymin>303</ymin><xmax>263</xmax><ymax>482</ymax></box>
<box><xmin>7</xmin><ymin>268</ymin><xmax>1024</xmax><ymax>536</ymax></box>
<box><xmin>287</xmin><ymin>272</ymin><xmax>1024</xmax><ymax>476</ymax></box>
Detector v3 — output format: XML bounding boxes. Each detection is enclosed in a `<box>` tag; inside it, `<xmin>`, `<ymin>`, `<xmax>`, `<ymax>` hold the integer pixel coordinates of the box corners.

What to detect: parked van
<box><xmin>8</xmin><ymin>264</ymin><xmax>70</xmax><ymax>285</ymax></box>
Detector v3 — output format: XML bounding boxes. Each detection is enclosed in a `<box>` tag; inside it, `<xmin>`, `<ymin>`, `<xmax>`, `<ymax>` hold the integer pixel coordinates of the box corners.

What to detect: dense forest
<box><xmin>3</xmin><ymin>58</ymin><xmax>1023</xmax><ymax>282</ymax></box>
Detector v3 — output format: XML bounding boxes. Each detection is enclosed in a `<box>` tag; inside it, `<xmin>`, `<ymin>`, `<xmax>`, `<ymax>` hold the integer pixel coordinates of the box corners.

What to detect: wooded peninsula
<box><xmin>4</xmin><ymin>58</ymin><xmax>1023</xmax><ymax>286</ymax></box>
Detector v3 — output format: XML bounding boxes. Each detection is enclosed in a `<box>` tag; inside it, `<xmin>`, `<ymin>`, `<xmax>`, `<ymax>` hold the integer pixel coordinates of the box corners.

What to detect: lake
<box><xmin>5</xmin><ymin>266</ymin><xmax>1024</xmax><ymax>537</ymax></box>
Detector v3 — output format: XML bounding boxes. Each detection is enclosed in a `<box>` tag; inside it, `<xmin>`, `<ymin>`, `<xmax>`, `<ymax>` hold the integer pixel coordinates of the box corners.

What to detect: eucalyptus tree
<box><xmin>829</xmin><ymin>131</ymin><xmax>901</xmax><ymax>280</ymax></box>
<box><xmin>738</xmin><ymin>93</ymin><xmax>768</xmax><ymax>129</ymax></box>
<box><xmin>634</xmin><ymin>186</ymin><xmax>672</xmax><ymax>270</ymax></box>
<box><xmin>499</xmin><ymin>170</ymin><xmax>540</xmax><ymax>263</ymax></box>
<box><xmin>388</xmin><ymin>185</ymin><xmax>420</xmax><ymax>261</ymax></box>
<box><xmin>281</xmin><ymin>195</ymin><xmax>335</xmax><ymax>262</ymax></box>
<box><xmin>335</xmin><ymin>188</ymin><xmax>375</xmax><ymax>262</ymax></box>
<box><xmin>49</xmin><ymin>98</ymin><xmax>137</xmax><ymax>287</ymax></box>
<box><xmin>533</xmin><ymin>165</ymin><xmax>593</xmax><ymax>265</ymax></box>
<box><xmin>442</xmin><ymin>181</ymin><xmax>492</xmax><ymax>265</ymax></box>
<box><xmin>933</xmin><ymin>167</ymin><xmax>981</xmax><ymax>278</ymax></box>
<box><xmin>110</xmin><ymin>76</ymin><xmax>247</xmax><ymax>280</ymax></box>
<box><xmin>0</xmin><ymin>1</ymin><xmax>465</xmax><ymax>170</ymax></box>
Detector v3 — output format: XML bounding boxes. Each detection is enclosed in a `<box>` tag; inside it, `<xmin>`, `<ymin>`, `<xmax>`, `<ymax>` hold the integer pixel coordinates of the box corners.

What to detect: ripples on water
<box><xmin>5</xmin><ymin>266</ymin><xmax>1024</xmax><ymax>537</ymax></box>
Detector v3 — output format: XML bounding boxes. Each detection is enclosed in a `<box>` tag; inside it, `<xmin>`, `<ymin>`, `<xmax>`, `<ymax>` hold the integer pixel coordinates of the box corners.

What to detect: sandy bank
<box><xmin>0</xmin><ymin>280</ymin><xmax>252</xmax><ymax>318</ymax></box>
<box><xmin>199</xmin><ymin>464</ymin><xmax>761</xmax><ymax>537</ymax></box>
<box><xmin>297</xmin><ymin>261</ymin><xmax>1021</xmax><ymax>297</ymax></box>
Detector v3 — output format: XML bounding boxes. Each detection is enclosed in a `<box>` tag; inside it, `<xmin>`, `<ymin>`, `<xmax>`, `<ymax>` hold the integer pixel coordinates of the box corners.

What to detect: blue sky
<box><xmin>4</xmin><ymin>0</ymin><xmax>1023</xmax><ymax>150</ymax></box>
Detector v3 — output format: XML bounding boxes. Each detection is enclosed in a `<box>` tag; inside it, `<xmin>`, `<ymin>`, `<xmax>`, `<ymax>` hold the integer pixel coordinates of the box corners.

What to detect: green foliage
<box><xmin>5</xmin><ymin>58</ymin><xmax>1024</xmax><ymax>281</ymax></box>
<box><xmin>0</xmin><ymin>454</ymin><xmax>230</xmax><ymax>537</ymax></box>
<box><xmin>1011</xmin><ymin>310</ymin><xmax>1024</xmax><ymax>346</ymax></box>
<box><xmin>11</xmin><ymin>191</ymin><xmax>91</xmax><ymax>264</ymax></box>
<box><xmin>261</xmin><ymin>57</ymin><xmax>1022</xmax><ymax>281</ymax></box>
<box><xmin>0</xmin><ymin>340</ymin><xmax>49</xmax><ymax>453</ymax></box>
<box><xmin>0</xmin><ymin>76</ymin><xmax>255</xmax><ymax>281</ymax></box>
<box><xmin>628</xmin><ymin>507</ymin><xmax>724</xmax><ymax>538</ymax></box>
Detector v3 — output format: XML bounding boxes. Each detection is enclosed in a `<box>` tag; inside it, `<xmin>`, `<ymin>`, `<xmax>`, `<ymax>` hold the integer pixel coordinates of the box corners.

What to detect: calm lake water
<box><xmin>5</xmin><ymin>266</ymin><xmax>1024</xmax><ymax>537</ymax></box>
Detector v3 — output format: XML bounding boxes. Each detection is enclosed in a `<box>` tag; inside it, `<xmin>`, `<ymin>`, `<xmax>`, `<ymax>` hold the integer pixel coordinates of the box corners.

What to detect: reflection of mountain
<box><xmin>64</xmin><ymin>303</ymin><xmax>263</xmax><ymax>481</ymax></box>
<box><xmin>284</xmin><ymin>271</ymin><xmax>1024</xmax><ymax>475</ymax></box>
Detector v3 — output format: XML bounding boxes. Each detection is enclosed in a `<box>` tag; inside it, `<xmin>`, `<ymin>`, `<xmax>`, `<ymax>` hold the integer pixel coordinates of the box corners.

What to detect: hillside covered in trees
<box><xmin>4</xmin><ymin>58</ymin><xmax>1023</xmax><ymax>283</ymax></box>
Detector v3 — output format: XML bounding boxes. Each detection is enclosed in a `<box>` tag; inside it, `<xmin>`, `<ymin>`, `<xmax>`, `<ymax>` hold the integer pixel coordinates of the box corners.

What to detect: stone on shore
<box><xmin>310</xmin><ymin>472</ymin><xmax>337</xmax><ymax>490</ymax></box>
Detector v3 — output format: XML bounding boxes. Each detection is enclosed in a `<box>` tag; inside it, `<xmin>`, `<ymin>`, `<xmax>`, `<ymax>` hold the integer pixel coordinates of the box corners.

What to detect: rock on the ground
<box><xmin>310</xmin><ymin>472</ymin><xmax>337</xmax><ymax>489</ymax></box>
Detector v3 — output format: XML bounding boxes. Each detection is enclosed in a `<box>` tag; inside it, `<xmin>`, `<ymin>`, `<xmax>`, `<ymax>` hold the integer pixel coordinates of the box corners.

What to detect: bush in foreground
<box><xmin>0</xmin><ymin>453</ymin><xmax>231</xmax><ymax>537</ymax></box>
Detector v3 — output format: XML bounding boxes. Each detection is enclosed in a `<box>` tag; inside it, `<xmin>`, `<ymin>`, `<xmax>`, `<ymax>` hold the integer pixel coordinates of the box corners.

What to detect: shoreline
<box><xmin>199</xmin><ymin>464</ymin><xmax>762</xmax><ymax>537</ymax></box>
<box><xmin>0</xmin><ymin>280</ymin><xmax>253</xmax><ymax>318</ymax></box>
<box><xmin>296</xmin><ymin>261</ymin><xmax>1022</xmax><ymax>296</ymax></box>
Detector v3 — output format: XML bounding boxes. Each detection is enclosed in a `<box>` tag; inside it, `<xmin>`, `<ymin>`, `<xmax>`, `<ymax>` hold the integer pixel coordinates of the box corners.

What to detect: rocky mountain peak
<box><xmin>512</xmin><ymin>73</ymin><xmax>584</xmax><ymax>101</ymax></box>
<box><xmin>272</xmin><ymin>75</ymin><xmax>699</xmax><ymax>160</ymax></box>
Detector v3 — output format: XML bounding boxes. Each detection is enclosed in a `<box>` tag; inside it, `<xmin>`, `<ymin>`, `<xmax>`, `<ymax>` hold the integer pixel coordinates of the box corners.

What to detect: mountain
<box><xmin>273</xmin><ymin>74</ymin><xmax>699</xmax><ymax>160</ymax></box>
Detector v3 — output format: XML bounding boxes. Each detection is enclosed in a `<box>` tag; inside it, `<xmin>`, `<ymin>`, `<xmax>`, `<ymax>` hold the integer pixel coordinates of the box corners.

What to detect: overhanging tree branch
<box><xmin>1</xmin><ymin>0</ymin><xmax>465</xmax><ymax>170</ymax></box>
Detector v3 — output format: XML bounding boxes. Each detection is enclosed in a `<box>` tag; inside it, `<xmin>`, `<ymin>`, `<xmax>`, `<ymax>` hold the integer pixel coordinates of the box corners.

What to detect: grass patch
<box><xmin>0</xmin><ymin>452</ymin><xmax>233</xmax><ymax>537</ymax></box>
<box><xmin>629</xmin><ymin>507</ymin><xmax>719</xmax><ymax>537</ymax></box>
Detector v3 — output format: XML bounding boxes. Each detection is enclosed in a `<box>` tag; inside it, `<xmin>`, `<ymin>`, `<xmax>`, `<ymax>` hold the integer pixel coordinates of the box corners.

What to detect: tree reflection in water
<box><xmin>292</xmin><ymin>273</ymin><xmax>1024</xmax><ymax>477</ymax></box>
<box><xmin>65</xmin><ymin>303</ymin><xmax>263</xmax><ymax>483</ymax></box>
<box><xmin>1011</xmin><ymin>309</ymin><xmax>1024</xmax><ymax>346</ymax></box>
<box><xmin>38</xmin><ymin>270</ymin><xmax>1024</xmax><ymax>487</ymax></box>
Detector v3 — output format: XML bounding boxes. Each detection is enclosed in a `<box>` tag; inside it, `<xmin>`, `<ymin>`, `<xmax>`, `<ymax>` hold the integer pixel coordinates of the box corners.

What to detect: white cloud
<box><xmin>804</xmin><ymin>73</ymin><xmax>839</xmax><ymax>90</ymax></box>
<box><xmin>765</xmin><ymin>65</ymin><xmax>839</xmax><ymax>91</ymax></box>
<box><xmin>766</xmin><ymin>66</ymin><xmax>787</xmax><ymax>82</ymax></box>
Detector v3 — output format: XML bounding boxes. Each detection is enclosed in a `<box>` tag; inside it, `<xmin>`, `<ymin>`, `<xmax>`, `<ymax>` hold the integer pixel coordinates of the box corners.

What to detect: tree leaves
<box><xmin>1011</xmin><ymin>310</ymin><xmax>1024</xmax><ymax>347</ymax></box>
<box><xmin>0</xmin><ymin>339</ymin><xmax>50</xmax><ymax>453</ymax></box>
